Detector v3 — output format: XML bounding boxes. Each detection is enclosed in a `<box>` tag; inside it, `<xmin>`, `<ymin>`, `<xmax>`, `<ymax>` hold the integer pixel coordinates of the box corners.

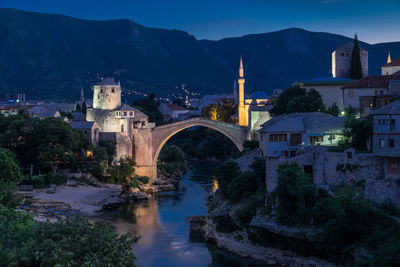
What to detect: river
<box><xmin>99</xmin><ymin>164</ymin><xmax>267</xmax><ymax>267</ymax></box>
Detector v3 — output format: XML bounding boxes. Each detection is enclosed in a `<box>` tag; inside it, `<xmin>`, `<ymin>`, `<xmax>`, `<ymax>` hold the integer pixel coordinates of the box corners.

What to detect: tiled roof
<box><xmin>382</xmin><ymin>58</ymin><xmax>400</xmax><ymax>67</ymax></box>
<box><xmin>115</xmin><ymin>104</ymin><xmax>137</xmax><ymax>111</ymax></box>
<box><xmin>259</xmin><ymin>112</ymin><xmax>345</xmax><ymax>134</ymax></box>
<box><xmin>335</xmin><ymin>42</ymin><xmax>367</xmax><ymax>52</ymax></box>
<box><xmin>370</xmin><ymin>100</ymin><xmax>400</xmax><ymax>115</ymax></box>
<box><xmin>71</xmin><ymin>121</ymin><xmax>98</xmax><ymax>130</ymax></box>
<box><xmin>165</xmin><ymin>103</ymin><xmax>187</xmax><ymax>111</ymax></box>
<box><xmin>96</xmin><ymin>77</ymin><xmax>119</xmax><ymax>85</ymax></box>
<box><xmin>342</xmin><ymin>75</ymin><xmax>400</xmax><ymax>89</ymax></box>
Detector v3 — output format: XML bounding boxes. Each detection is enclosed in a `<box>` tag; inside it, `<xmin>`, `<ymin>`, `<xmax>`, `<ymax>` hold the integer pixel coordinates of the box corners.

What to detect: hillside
<box><xmin>0</xmin><ymin>8</ymin><xmax>399</xmax><ymax>101</ymax></box>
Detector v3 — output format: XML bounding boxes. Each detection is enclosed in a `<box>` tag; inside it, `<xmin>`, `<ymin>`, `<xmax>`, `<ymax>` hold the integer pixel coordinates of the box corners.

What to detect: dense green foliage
<box><xmin>350</xmin><ymin>34</ymin><xmax>363</xmax><ymax>79</ymax></box>
<box><xmin>273</xmin><ymin>162</ymin><xmax>400</xmax><ymax>266</ymax></box>
<box><xmin>158</xmin><ymin>145</ymin><xmax>186</xmax><ymax>175</ymax></box>
<box><xmin>202</xmin><ymin>98</ymin><xmax>237</xmax><ymax>123</ymax></box>
<box><xmin>326</xmin><ymin>102</ymin><xmax>340</xmax><ymax>117</ymax></box>
<box><xmin>0</xmin><ymin>207</ymin><xmax>137</xmax><ymax>266</ymax></box>
<box><xmin>108</xmin><ymin>157</ymin><xmax>136</xmax><ymax>186</ymax></box>
<box><xmin>213</xmin><ymin>158</ymin><xmax>266</xmax><ymax>228</ymax></box>
<box><xmin>270</xmin><ymin>86</ymin><xmax>325</xmax><ymax>115</ymax></box>
<box><xmin>0</xmin><ymin>149</ymin><xmax>21</xmax><ymax>207</ymax></box>
<box><xmin>0</xmin><ymin>112</ymin><xmax>92</xmax><ymax>174</ymax></box>
<box><xmin>131</xmin><ymin>96</ymin><xmax>163</xmax><ymax>125</ymax></box>
<box><xmin>243</xmin><ymin>140</ymin><xmax>259</xmax><ymax>150</ymax></box>
<box><xmin>167</xmin><ymin>127</ymin><xmax>241</xmax><ymax>161</ymax></box>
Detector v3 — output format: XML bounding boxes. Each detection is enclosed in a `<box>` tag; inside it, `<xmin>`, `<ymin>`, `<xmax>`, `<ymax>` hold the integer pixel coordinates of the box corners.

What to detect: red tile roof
<box><xmin>165</xmin><ymin>103</ymin><xmax>187</xmax><ymax>111</ymax></box>
<box><xmin>342</xmin><ymin>75</ymin><xmax>400</xmax><ymax>89</ymax></box>
<box><xmin>382</xmin><ymin>58</ymin><xmax>400</xmax><ymax>67</ymax></box>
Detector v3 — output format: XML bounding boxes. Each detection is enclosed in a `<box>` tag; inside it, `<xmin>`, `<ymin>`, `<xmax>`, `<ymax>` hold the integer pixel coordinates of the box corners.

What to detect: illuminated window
<box><xmin>269</xmin><ymin>134</ymin><xmax>287</xmax><ymax>142</ymax></box>
<box><xmin>379</xmin><ymin>139</ymin><xmax>385</xmax><ymax>148</ymax></box>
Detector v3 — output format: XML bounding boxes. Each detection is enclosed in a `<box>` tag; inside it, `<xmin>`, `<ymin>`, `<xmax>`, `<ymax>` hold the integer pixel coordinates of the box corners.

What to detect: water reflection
<box><xmin>99</xmin><ymin>165</ymin><xmax>269</xmax><ymax>267</ymax></box>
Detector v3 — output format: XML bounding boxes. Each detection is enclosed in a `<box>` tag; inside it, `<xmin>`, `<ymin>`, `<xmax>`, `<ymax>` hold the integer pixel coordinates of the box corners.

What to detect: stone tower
<box><xmin>332</xmin><ymin>42</ymin><xmax>368</xmax><ymax>78</ymax></box>
<box><xmin>92</xmin><ymin>77</ymin><xmax>122</xmax><ymax>110</ymax></box>
<box><xmin>238</xmin><ymin>56</ymin><xmax>248</xmax><ymax>126</ymax></box>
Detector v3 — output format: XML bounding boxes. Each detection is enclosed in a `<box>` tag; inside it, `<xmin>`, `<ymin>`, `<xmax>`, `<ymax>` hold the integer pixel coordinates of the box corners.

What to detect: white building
<box><xmin>382</xmin><ymin>55</ymin><xmax>400</xmax><ymax>76</ymax></box>
<box><xmin>298</xmin><ymin>77</ymin><xmax>353</xmax><ymax>110</ymax></box>
<box><xmin>158</xmin><ymin>102</ymin><xmax>189</xmax><ymax>121</ymax></box>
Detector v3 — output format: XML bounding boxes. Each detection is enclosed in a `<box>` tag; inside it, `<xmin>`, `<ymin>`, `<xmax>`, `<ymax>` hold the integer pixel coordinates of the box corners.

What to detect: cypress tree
<box><xmin>82</xmin><ymin>101</ymin><xmax>87</xmax><ymax>114</ymax></box>
<box><xmin>75</xmin><ymin>103</ymin><xmax>81</xmax><ymax>112</ymax></box>
<box><xmin>349</xmin><ymin>34</ymin><xmax>363</xmax><ymax>79</ymax></box>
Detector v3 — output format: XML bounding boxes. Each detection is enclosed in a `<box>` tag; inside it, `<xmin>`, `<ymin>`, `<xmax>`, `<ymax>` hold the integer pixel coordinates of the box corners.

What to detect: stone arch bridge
<box><xmin>132</xmin><ymin>117</ymin><xmax>249</xmax><ymax>179</ymax></box>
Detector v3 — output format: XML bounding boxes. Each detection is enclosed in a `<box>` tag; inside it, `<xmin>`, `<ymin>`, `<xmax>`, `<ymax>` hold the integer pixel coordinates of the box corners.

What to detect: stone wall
<box><xmin>265</xmin><ymin>147</ymin><xmax>400</xmax><ymax>208</ymax></box>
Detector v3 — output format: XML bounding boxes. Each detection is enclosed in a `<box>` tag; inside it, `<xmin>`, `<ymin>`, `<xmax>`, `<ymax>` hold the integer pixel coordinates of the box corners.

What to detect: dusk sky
<box><xmin>1</xmin><ymin>0</ymin><xmax>399</xmax><ymax>43</ymax></box>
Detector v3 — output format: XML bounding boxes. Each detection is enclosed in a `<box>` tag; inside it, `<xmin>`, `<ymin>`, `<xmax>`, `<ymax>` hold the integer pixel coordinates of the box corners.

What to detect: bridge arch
<box><xmin>152</xmin><ymin>117</ymin><xmax>246</xmax><ymax>165</ymax></box>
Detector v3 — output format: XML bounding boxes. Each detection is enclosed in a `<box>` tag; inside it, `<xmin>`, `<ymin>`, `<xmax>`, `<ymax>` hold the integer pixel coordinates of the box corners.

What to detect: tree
<box><xmin>132</xmin><ymin>96</ymin><xmax>163</xmax><ymax>125</ymax></box>
<box><xmin>0</xmin><ymin>149</ymin><xmax>21</xmax><ymax>207</ymax></box>
<box><xmin>326</xmin><ymin>103</ymin><xmax>340</xmax><ymax>117</ymax></box>
<box><xmin>270</xmin><ymin>86</ymin><xmax>325</xmax><ymax>115</ymax></box>
<box><xmin>202</xmin><ymin>98</ymin><xmax>237</xmax><ymax>123</ymax></box>
<box><xmin>213</xmin><ymin>161</ymin><xmax>240</xmax><ymax>198</ymax></box>
<box><xmin>274</xmin><ymin>162</ymin><xmax>317</xmax><ymax>226</ymax></box>
<box><xmin>350</xmin><ymin>34</ymin><xmax>363</xmax><ymax>79</ymax></box>
<box><xmin>159</xmin><ymin>145</ymin><xmax>185</xmax><ymax>163</ymax></box>
<box><xmin>81</xmin><ymin>101</ymin><xmax>87</xmax><ymax>114</ymax></box>
<box><xmin>75</xmin><ymin>103</ymin><xmax>81</xmax><ymax>112</ymax></box>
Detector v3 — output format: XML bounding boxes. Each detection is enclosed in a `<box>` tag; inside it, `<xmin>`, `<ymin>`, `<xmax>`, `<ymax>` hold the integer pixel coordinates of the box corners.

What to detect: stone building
<box><xmin>158</xmin><ymin>102</ymin><xmax>189</xmax><ymax>122</ymax></box>
<box><xmin>371</xmin><ymin>100</ymin><xmax>400</xmax><ymax>176</ymax></box>
<box><xmin>86</xmin><ymin>77</ymin><xmax>154</xmax><ymax>160</ymax></box>
<box><xmin>332</xmin><ymin>42</ymin><xmax>368</xmax><ymax>78</ymax></box>
<box><xmin>341</xmin><ymin>74</ymin><xmax>400</xmax><ymax>114</ymax></box>
<box><xmin>258</xmin><ymin>112</ymin><xmax>345</xmax><ymax>158</ymax></box>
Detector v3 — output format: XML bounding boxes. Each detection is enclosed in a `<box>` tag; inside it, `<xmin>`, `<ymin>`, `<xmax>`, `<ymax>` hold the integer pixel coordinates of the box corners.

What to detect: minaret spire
<box><xmin>387</xmin><ymin>51</ymin><xmax>392</xmax><ymax>64</ymax></box>
<box><xmin>237</xmin><ymin>56</ymin><xmax>247</xmax><ymax>126</ymax></box>
<box><xmin>239</xmin><ymin>55</ymin><xmax>244</xmax><ymax>78</ymax></box>
<box><xmin>80</xmin><ymin>87</ymin><xmax>85</xmax><ymax>105</ymax></box>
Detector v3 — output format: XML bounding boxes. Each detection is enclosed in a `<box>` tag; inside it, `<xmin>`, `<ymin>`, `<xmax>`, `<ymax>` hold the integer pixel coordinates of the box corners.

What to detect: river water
<box><xmin>99</xmin><ymin>164</ymin><xmax>267</xmax><ymax>267</ymax></box>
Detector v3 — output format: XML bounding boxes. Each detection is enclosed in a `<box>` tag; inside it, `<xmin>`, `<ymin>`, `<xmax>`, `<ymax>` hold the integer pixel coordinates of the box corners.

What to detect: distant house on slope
<box><xmin>371</xmin><ymin>100</ymin><xmax>400</xmax><ymax>176</ymax></box>
<box><xmin>258</xmin><ymin>112</ymin><xmax>345</xmax><ymax>158</ymax></box>
<box><xmin>158</xmin><ymin>102</ymin><xmax>189</xmax><ymax>122</ymax></box>
<box><xmin>341</xmin><ymin>74</ymin><xmax>400</xmax><ymax>114</ymax></box>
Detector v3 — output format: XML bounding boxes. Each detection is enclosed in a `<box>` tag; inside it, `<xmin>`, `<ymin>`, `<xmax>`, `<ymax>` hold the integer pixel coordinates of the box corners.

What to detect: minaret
<box><xmin>80</xmin><ymin>87</ymin><xmax>85</xmax><ymax>105</ymax></box>
<box><xmin>387</xmin><ymin>51</ymin><xmax>392</xmax><ymax>64</ymax></box>
<box><xmin>238</xmin><ymin>56</ymin><xmax>247</xmax><ymax>126</ymax></box>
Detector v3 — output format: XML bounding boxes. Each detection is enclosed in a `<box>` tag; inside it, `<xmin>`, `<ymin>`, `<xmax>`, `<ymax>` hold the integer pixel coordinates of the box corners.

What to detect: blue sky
<box><xmin>1</xmin><ymin>0</ymin><xmax>399</xmax><ymax>43</ymax></box>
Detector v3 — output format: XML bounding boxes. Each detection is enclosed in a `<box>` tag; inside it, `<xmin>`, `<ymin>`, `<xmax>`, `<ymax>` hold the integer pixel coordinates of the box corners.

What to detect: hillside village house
<box><xmin>297</xmin><ymin>77</ymin><xmax>353</xmax><ymax>110</ymax></box>
<box><xmin>258</xmin><ymin>112</ymin><xmax>345</xmax><ymax>158</ymax></box>
<box><xmin>158</xmin><ymin>102</ymin><xmax>189</xmax><ymax>122</ymax></box>
<box><xmin>341</xmin><ymin>74</ymin><xmax>400</xmax><ymax>114</ymax></box>
<box><xmin>371</xmin><ymin>100</ymin><xmax>400</xmax><ymax>176</ymax></box>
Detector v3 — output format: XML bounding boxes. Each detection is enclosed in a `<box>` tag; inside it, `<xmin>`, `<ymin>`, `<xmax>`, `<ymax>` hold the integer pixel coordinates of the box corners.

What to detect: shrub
<box><xmin>243</xmin><ymin>140</ymin><xmax>259</xmax><ymax>150</ymax></box>
<box><xmin>137</xmin><ymin>176</ymin><xmax>150</xmax><ymax>184</ymax></box>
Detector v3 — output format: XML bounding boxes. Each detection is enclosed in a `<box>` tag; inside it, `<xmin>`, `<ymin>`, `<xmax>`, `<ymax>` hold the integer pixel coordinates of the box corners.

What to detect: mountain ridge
<box><xmin>0</xmin><ymin>8</ymin><xmax>399</xmax><ymax>101</ymax></box>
